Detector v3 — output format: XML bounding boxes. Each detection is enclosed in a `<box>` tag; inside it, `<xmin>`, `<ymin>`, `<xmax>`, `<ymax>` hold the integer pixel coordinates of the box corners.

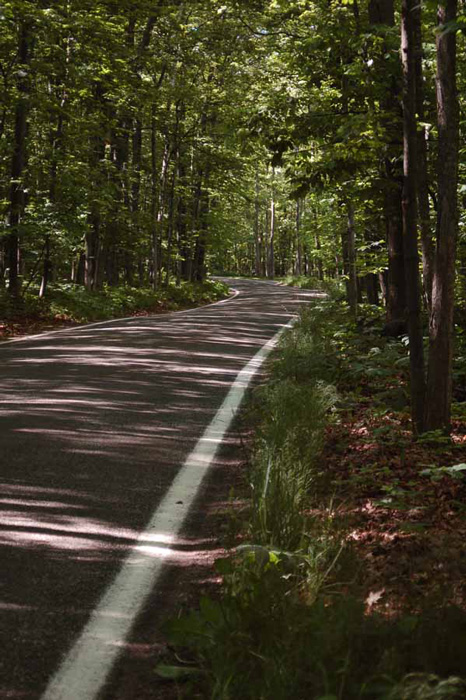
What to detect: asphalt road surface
<box><xmin>0</xmin><ymin>278</ymin><xmax>318</xmax><ymax>699</ymax></box>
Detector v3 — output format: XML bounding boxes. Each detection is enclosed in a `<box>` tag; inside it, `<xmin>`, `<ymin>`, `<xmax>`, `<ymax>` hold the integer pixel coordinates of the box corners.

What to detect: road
<box><xmin>0</xmin><ymin>278</ymin><xmax>317</xmax><ymax>699</ymax></box>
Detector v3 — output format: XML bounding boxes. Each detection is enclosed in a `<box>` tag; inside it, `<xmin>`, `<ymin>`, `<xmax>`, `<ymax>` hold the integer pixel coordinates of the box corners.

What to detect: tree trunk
<box><xmin>401</xmin><ymin>0</ymin><xmax>426</xmax><ymax>434</ymax></box>
<box><xmin>295</xmin><ymin>199</ymin><xmax>303</xmax><ymax>276</ymax></box>
<box><xmin>385</xmin><ymin>183</ymin><xmax>407</xmax><ymax>321</ymax></box>
<box><xmin>193</xmin><ymin>186</ymin><xmax>209</xmax><ymax>282</ymax></box>
<box><xmin>124</xmin><ymin>116</ymin><xmax>143</xmax><ymax>285</ymax></box>
<box><xmin>379</xmin><ymin>270</ymin><xmax>388</xmax><ymax>305</ymax></box>
<box><xmin>365</xmin><ymin>274</ymin><xmax>379</xmax><ymax>305</ymax></box>
<box><xmin>425</xmin><ymin>0</ymin><xmax>459</xmax><ymax>432</ymax></box>
<box><xmin>131</xmin><ymin>117</ymin><xmax>143</xmax><ymax>222</ymax></box>
<box><xmin>151</xmin><ymin>105</ymin><xmax>159</xmax><ymax>290</ymax></box>
<box><xmin>164</xmin><ymin>163</ymin><xmax>177</xmax><ymax>287</ymax></box>
<box><xmin>413</xmin><ymin>3</ymin><xmax>434</xmax><ymax>311</ymax></box>
<box><xmin>40</xmin><ymin>92</ymin><xmax>66</xmax><ymax>298</ymax></box>
<box><xmin>342</xmin><ymin>202</ymin><xmax>358</xmax><ymax>316</ymax></box>
<box><xmin>176</xmin><ymin>160</ymin><xmax>188</xmax><ymax>285</ymax></box>
<box><xmin>7</xmin><ymin>20</ymin><xmax>32</xmax><ymax>296</ymax></box>
<box><xmin>315</xmin><ymin>218</ymin><xmax>324</xmax><ymax>281</ymax></box>
<box><xmin>369</xmin><ymin>0</ymin><xmax>407</xmax><ymax>323</ymax></box>
<box><xmin>85</xmin><ymin>213</ymin><xmax>100</xmax><ymax>291</ymax></box>
<box><xmin>267</xmin><ymin>168</ymin><xmax>275</xmax><ymax>279</ymax></box>
<box><xmin>85</xmin><ymin>78</ymin><xmax>107</xmax><ymax>291</ymax></box>
<box><xmin>156</xmin><ymin>121</ymin><xmax>172</xmax><ymax>282</ymax></box>
<box><xmin>39</xmin><ymin>236</ymin><xmax>51</xmax><ymax>299</ymax></box>
<box><xmin>254</xmin><ymin>168</ymin><xmax>262</xmax><ymax>276</ymax></box>
<box><xmin>165</xmin><ymin>102</ymin><xmax>184</xmax><ymax>286</ymax></box>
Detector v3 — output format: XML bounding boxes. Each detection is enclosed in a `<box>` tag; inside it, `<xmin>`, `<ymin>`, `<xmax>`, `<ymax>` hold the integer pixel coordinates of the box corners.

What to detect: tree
<box><xmin>425</xmin><ymin>0</ymin><xmax>460</xmax><ymax>432</ymax></box>
<box><xmin>401</xmin><ymin>0</ymin><xmax>426</xmax><ymax>434</ymax></box>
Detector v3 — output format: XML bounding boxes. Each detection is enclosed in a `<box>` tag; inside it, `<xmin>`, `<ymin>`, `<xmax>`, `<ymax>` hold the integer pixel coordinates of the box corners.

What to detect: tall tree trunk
<box><xmin>369</xmin><ymin>0</ymin><xmax>407</xmax><ymax>323</ymax></box>
<box><xmin>164</xmin><ymin>163</ymin><xmax>177</xmax><ymax>287</ymax></box>
<box><xmin>267</xmin><ymin>168</ymin><xmax>275</xmax><ymax>279</ymax></box>
<box><xmin>130</xmin><ymin>116</ymin><xmax>143</xmax><ymax>274</ymax></box>
<box><xmin>401</xmin><ymin>0</ymin><xmax>426</xmax><ymax>434</ymax></box>
<box><xmin>151</xmin><ymin>105</ymin><xmax>159</xmax><ymax>290</ymax></box>
<box><xmin>132</xmin><ymin>120</ymin><xmax>143</xmax><ymax>212</ymax></box>
<box><xmin>192</xmin><ymin>152</ymin><xmax>211</xmax><ymax>284</ymax></box>
<box><xmin>363</xmin><ymin>228</ymin><xmax>380</xmax><ymax>304</ymax></box>
<box><xmin>176</xmin><ymin>156</ymin><xmax>188</xmax><ymax>285</ymax></box>
<box><xmin>193</xmin><ymin>184</ymin><xmax>209</xmax><ymax>282</ymax></box>
<box><xmin>379</xmin><ymin>270</ymin><xmax>388</xmax><ymax>305</ymax></box>
<box><xmin>155</xmin><ymin>98</ymin><xmax>174</xmax><ymax>281</ymax></box>
<box><xmin>7</xmin><ymin>20</ymin><xmax>32</xmax><ymax>297</ymax></box>
<box><xmin>85</xmin><ymin>212</ymin><xmax>100</xmax><ymax>291</ymax></box>
<box><xmin>343</xmin><ymin>202</ymin><xmax>358</xmax><ymax>316</ymax></box>
<box><xmin>425</xmin><ymin>0</ymin><xmax>459</xmax><ymax>432</ymax></box>
<box><xmin>413</xmin><ymin>3</ymin><xmax>434</xmax><ymax>311</ymax></box>
<box><xmin>107</xmin><ymin>114</ymin><xmax>131</xmax><ymax>286</ymax></box>
<box><xmin>165</xmin><ymin>102</ymin><xmax>184</xmax><ymax>286</ymax></box>
<box><xmin>295</xmin><ymin>199</ymin><xmax>303</xmax><ymax>276</ymax></box>
<box><xmin>365</xmin><ymin>274</ymin><xmax>379</xmax><ymax>305</ymax></box>
<box><xmin>384</xmin><ymin>173</ymin><xmax>407</xmax><ymax>321</ymax></box>
<box><xmin>315</xmin><ymin>211</ymin><xmax>324</xmax><ymax>281</ymax></box>
<box><xmin>264</xmin><ymin>202</ymin><xmax>270</xmax><ymax>276</ymax></box>
<box><xmin>85</xmin><ymin>80</ymin><xmax>107</xmax><ymax>291</ymax></box>
<box><xmin>40</xmin><ymin>90</ymin><xmax>66</xmax><ymax>298</ymax></box>
<box><xmin>254</xmin><ymin>168</ymin><xmax>262</xmax><ymax>276</ymax></box>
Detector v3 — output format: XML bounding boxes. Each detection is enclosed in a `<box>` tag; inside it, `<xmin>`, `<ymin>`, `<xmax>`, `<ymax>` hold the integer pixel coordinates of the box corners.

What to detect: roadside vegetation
<box><xmin>157</xmin><ymin>289</ymin><xmax>466</xmax><ymax>699</ymax></box>
<box><xmin>0</xmin><ymin>279</ymin><xmax>229</xmax><ymax>339</ymax></box>
<box><xmin>2</xmin><ymin>1</ymin><xmax>466</xmax><ymax>695</ymax></box>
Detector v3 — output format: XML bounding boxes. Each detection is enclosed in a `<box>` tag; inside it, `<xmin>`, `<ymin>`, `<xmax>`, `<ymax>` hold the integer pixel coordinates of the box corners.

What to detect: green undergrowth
<box><xmin>279</xmin><ymin>273</ymin><xmax>344</xmax><ymax>298</ymax></box>
<box><xmin>0</xmin><ymin>278</ymin><xmax>228</xmax><ymax>330</ymax></box>
<box><xmin>157</xmin><ymin>299</ymin><xmax>466</xmax><ymax>699</ymax></box>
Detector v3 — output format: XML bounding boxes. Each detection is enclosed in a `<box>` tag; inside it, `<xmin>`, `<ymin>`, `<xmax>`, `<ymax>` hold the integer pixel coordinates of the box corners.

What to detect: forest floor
<box><xmin>0</xmin><ymin>279</ymin><xmax>229</xmax><ymax>341</ymax></box>
<box><xmin>321</xmin><ymin>400</ymin><xmax>466</xmax><ymax>619</ymax></box>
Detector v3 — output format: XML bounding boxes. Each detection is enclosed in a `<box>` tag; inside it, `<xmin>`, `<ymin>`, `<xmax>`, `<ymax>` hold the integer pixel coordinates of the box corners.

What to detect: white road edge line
<box><xmin>40</xmin><ymin>316</ymin><xmax>295</xmax><ymax>700</ymax></box>
<box><xmin>0</xmin><ymin>287</ymin><xmax>240</xmax><ymax>348</ymax></box>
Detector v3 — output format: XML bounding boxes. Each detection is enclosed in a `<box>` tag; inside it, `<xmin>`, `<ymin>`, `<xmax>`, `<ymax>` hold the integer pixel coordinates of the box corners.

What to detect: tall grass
<box><xmin>251</xmin><ymin>379</ymin><xmax>337</xmax><ymax>549</ymax></box>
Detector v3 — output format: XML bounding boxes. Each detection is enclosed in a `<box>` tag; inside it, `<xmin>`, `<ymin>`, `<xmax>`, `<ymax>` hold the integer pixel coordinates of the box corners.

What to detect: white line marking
<box><xmin>40</xmin><ymin>317</ymin><xmax>294</xmax><ymax>700</ymax></box>
<box><xmin>0</xmin><ymin>287</ymin><xmax>240</xmax><ymax>348</ymax></box>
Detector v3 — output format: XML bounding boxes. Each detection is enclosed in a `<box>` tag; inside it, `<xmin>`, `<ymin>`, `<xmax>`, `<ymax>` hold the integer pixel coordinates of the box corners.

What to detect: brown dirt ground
<box><xmin>320</xmin><ymin>406</ymin><xmax>466</xmax><ymax>617</ymax></box>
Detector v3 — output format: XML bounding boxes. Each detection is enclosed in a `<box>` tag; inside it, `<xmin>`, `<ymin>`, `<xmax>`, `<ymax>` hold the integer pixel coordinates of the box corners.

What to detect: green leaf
<box><xmin>446</xmin><ymin>463</ymin><xmax>466</xmax><ymax>473</ymax></box>
<box><xmin>155</xmin><ymin>664</ymin><xmax>203</xmax><ymax>680</ymax></box>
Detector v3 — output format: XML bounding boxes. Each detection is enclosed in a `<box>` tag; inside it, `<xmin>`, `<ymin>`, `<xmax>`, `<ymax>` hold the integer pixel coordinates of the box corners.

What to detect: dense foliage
<box><xmin>1</xmin><ymin>0</ymin><xmax>465</xmax><ymax>429</ymax></box>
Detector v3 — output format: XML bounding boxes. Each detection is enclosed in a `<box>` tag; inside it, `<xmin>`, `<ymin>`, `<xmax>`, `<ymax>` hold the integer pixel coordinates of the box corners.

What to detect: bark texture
<box><xmin>7</xmin><ymin>20</ymin><xmax>32</xmax><ymax>296</ymax></box>
<box><xmin>413</xmin><ymin>3</ymin><xmax>434</xmax><ymax>310</ymax></box>
<box><xmin>425</xmin><ymin>0</ymin><xmax>459</xmax><ymax>432</ymax></box>
<box><xmin>401</xmin><ymin>0</ymin><xmax>426</xmax><ymax>434</ymax></box>
<box><xmin>369</xmin><ymin>0</ymin><xmax>406</xmax><ymax>323</ymax></box>
<box><xmin>345</xmin><ymin>203</ymin><xmax>358</xmax><ymax>316</ymax></box>
<box><xmin>267</xmin><ymin>169</ymin><xmax>275</xmax><ymax>279</ymax></box>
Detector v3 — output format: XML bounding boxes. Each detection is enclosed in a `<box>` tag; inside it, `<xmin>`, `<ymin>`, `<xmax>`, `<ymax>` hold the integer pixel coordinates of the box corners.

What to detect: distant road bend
<box><xmin>0</xmin><ymin>278</ymin><xmax>318</xmax><ymax>699</ymax></box>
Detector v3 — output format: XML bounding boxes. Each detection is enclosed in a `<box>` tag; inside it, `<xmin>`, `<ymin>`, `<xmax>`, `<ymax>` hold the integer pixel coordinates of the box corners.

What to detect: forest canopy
<box><xmin>0</xmin><ymin>0</ymin><xmax>465</xmax><ymax>433</ymax></box>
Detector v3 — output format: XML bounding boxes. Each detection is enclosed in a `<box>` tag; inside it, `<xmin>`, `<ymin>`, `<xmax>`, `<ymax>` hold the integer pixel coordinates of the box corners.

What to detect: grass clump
<box><xmin>251</xmin><ymin>379</ymin><xmax>337</xmax><ymax>549</ymax></box>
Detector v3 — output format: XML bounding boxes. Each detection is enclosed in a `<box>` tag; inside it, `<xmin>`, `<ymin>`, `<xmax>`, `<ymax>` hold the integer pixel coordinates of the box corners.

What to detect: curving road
<box><xmin>0</xmin><ymin>278</ymin><xmax>318</xmax><ymax>699</ymax></box>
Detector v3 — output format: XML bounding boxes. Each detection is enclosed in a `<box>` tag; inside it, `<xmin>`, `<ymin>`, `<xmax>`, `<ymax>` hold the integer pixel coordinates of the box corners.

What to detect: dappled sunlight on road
<box><xmin>0</xmin><ymin>279</ymin><xmax>317</xmax><ymax>697</ymax></box>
